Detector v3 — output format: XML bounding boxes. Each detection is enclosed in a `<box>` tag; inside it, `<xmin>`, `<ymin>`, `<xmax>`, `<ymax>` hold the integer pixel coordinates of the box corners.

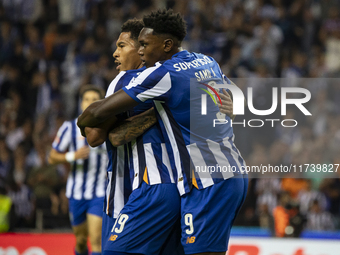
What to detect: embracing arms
<box><xmin>77</xmin><ymin>89</ymin><xmax>138</xmax><ymax>134</ymax></box>
<box><xmin>78</xmin><ymin>85</ymin><xmax>236</xmax><ymax>148</ymax></box>
<box><xmin>108</xmin><ymin>107</ymin><xmax>157</xmax><ymax>147</ymax></box>
<box><xmin>77</xmin><ymin>89</ymin><xmax>155</xmax><ymax>147</ymax></box>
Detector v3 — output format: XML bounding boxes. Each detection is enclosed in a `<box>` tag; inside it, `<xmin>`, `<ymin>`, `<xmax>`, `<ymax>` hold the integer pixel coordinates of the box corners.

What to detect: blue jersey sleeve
<box><xmin>52</xmin><ymin>121</ymin><xmax>72</xmax><ymax>152</ymax></box>
<box><xmin>122</xmin><ymin>63</ymin><xmax>171</xmax><ymax>103</ymax></box>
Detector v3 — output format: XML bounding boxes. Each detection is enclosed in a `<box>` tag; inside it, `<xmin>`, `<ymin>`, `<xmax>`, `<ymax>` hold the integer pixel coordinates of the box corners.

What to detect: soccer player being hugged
<box><xmin>83</xmin><ymin>18</ymin><xmax>182</xmax><ymax>255</ymax></box>
<box><xmin>48</xmin><ymin>85</ymin><xmax>107</xmax><ymax>255</ymax></box>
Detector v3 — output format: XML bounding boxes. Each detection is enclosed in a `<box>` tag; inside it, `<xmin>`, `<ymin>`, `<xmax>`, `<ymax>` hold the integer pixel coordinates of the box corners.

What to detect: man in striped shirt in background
<box><xmin>78</xmin><ymin>9</ymin><xmax>247</xmax><ymax>255</ymax></box>
<box><xmin>48</xmin><ymin>85</ymin><xmax>107</xmax><ymax>255</ymax></box>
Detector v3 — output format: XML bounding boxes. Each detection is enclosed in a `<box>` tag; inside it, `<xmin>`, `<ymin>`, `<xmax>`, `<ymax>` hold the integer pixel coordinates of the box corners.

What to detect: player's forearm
<box><xmin>77</xmin><ymin>100</ymin><xmax>106</xmax><ymax>128</ymax></box>
<box><xmin>48</xmin><ymin>149</ymin><xmax>69</xmax><ymax>164</ymax></box>
<box><xmin>78</xmin><ymin>90</ymin><xmax>139</xmax><ymax>129</ymax></box>
<box><xmin>85</xmin><ymin>117</ymin><xmax>118</xmax><ymax>147</ymax></box>
<box><xmin>85</xmin><ymin>127</ymin><xmax>106</xmax><ymax>147</ymax></box>
<box><xmin>109</xmin><ymin>107</ymin><xmax>157</xmax><ymax>147</ymax></box>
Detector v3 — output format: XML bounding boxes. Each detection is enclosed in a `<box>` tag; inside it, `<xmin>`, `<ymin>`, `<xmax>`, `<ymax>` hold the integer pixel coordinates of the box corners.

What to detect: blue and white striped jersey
<box><xmin>123</xmin><ymin>50</ymin><xmax>246</xmax><ymax>196</ymax></box>
<box><xmin>104</xmin><ymin>68</ymin><xmax>176</xmax><ymax>218</ymax></box>
<box><xmin>52</xmin><ymin>119</ymin><xmax>107</xmax><ymax>200</ymax></box>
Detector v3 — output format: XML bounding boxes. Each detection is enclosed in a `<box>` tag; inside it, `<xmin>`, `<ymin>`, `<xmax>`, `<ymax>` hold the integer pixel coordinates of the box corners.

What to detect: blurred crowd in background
<box><xmin>0</xmin><ymin>0</ymin><xmax>339</xmax><ymax>236</ymax></box>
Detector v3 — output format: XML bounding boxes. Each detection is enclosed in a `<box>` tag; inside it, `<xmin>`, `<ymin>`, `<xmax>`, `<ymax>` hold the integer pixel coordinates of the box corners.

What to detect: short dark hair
<box><xmin>80</xmin><ymin>85</ymin><xmax>105</xmax><ymax>99</ymax></box>
<box><xmin>121</xmin><ymin>18</ymin><xmax>144</xmax><ymax>42</ymax></box>
<box><xmin>143</xmin><ymin>9</ymin><xmax>187</xmax><ymax>42</ymax></box>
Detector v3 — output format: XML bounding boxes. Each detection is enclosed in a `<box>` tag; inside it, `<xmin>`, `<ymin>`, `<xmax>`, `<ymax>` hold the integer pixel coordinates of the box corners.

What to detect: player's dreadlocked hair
<box><xmin>143</xmin><ymin>9</ymin><xmax>187</xmax><ymax>42</ymax></box>
<box><xmin>121</xmin><ymin>18</ymin><xmax>144</xmax><ymax>42</ymax></box>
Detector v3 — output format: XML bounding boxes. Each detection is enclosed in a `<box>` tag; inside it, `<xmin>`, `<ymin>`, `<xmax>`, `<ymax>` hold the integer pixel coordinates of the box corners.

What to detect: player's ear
<box><xmin>164</xmin><ymin>39</ymin><xmax>173</xmax><ymax>53</ymax></box>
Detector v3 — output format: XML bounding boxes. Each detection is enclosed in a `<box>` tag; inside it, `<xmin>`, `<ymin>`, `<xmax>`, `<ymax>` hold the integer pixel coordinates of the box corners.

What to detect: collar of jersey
<box><xmin>173</xmin><ymin>49</ymin><xmax>189</xmax><ymax>58</ymax></box>
<box><xmin>155</xmin><ymin>50</ymin><xmax>190</xmax><ymax>66</ymax></box>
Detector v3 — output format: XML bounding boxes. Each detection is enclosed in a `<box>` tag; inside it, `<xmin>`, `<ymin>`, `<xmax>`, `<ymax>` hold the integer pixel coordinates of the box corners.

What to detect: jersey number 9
<box><xmin>184</xmin><ymin>213</ymin><xmax>194</xmax><ymax>235</ymax></box>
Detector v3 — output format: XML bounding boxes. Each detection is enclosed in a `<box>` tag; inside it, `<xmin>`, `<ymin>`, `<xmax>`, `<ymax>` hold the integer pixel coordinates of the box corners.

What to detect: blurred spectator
<box><xmin>26</xmin><ymin>148</ymin><xmax>60</xmax><ymax>216</ymax></box>
<box><xmin>5</xmin><ymin>118</ymin><xmax>32</xmax><ymax>152</ymax></box>
<box><xmin>281</xmin><ymin>178</ymin><xmax>308</xmax><ymax>199</ymax></box>
<box><xmin>0</xmin><ymin>183</ymin><xmax>12</xmax><ymax>232</ymax></box>
<box><xmin>273</xmin><ymin>191</ymin><xmax>305</xmax><ymax>237</ymax></box>
<box><xmin>320</xmin><ymin>179</ymin><xmax>340</xmax><ymax>217</ymax></box>
<box><xmin>256</xmin><ymin>178</ymin><xmax>281</xmax><ymax>215</ymax></box>
<box><xmin>12</xmin><ymin>143</ymin><xmax>29</xmax><ymax>185</ymax></box>
<box><xmin>44</xmin><ymin>0</ymin><xmax>59</xmax><ymax>24</ymax></box>
<box><xmin>242</xmin><ymin>207</ymin><xmax>259</xmax><ymax>227</ymax></box>
<box><xmin>298</xmin><ymin>180</ymin><xmax>327</xmax><ymax>216</ymax></box>
<box><xmin>252</xmin><ymin>18</ymin><xmax>283</xmax><ymax>72</ymax></box>
<box><xmin>281</xmin><ymin>52</ymin><xmax>308</xmax><ymax>79</ymax></box>
<box><xmin>258</xmin><ymin>203</ymin><xmax>274</xmax><ymax>233</ymax></box>
<box><xmin>287</xmin><ymin>202</ymin><xmax>306</xmax><ymax>237</ymax></box>
<box><xmin>306</xmin><ymin>200</ymin><xmax>335</xmax><ymax>231</ymax></box>
<box><xmin>273</xmin><ymin>192</ymin><xmax>291</xmax><ymax>237</ymax></box>
<box><xmin>309</xmin><ymin>89</ymin><xmax>336</xmax><ymax>137</ymax></box>
<box><xmin>7</xmin><ymin>179</ymin><xmax>35</xmax><ymax>229</ymax></box>
<box><xmin>0</xmin><ymin>137</ymin><xmax>12</xmax><ymax>183</ymax></box>
<box><xmin>0</xmin><ymin>21</ymin><xmax>15</xmax><ymax>66</ymax></box>
<box><xmin>320</xmin><ymin>8</ymin><xmax>340</xmax><ymax>73</ymax></box>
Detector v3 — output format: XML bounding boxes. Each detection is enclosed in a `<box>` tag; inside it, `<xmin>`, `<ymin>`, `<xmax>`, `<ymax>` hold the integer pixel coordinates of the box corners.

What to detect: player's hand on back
<box><xmin>217</xmin><ymin>88</ymin><xmax>235</xmax><ymax>119</ymax></box>
<box><xmin>75</xmin><ymin>146</ymin><xmax>90</xmax><ymax>160</ymax></box>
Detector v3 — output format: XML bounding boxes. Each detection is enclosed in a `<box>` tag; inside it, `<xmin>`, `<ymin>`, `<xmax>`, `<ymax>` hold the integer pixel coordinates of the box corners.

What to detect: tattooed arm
<box><xmin>108</xmin><ymin>107</ymin><xmax>157</xmax><ymax>147</ymax></box>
